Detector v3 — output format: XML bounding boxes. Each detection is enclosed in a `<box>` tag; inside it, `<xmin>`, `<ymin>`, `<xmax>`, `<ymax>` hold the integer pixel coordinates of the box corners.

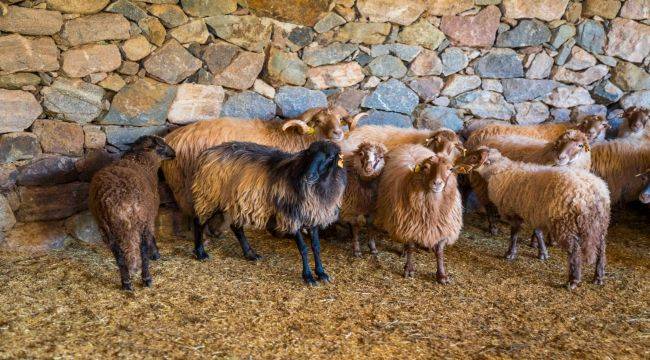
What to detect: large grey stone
<box><xmin>0</xmin><ymin>34</ymin><xmax>60</xmax><ymax>74</ymax></box>
<box><xmin>205</xmin><ymin>15</ymin><xmax>272</xmax><ymax>53</ymax></box>
<box><xmin>453</xmin><ymin>90</ymin><xmax>515</xmax><ymax>120</ymax></box>
<box><xmin>168</xmin><ymin>84</ymin><xmax>225</xmax><ymax>124</ymax></box>
<box><xmin>576</xmin><ymin>19</ymin><xmax>606</xmax><ymax>54</ymax></box>
<box><xmin>550</xmin><ymin>23</ymin><xmax>576</xmax><ymax>49</ymax></box>
<box><xmin>61</xmin><ymin>44</ymin><xmax>122</xmax><ymax>78</ymax></box>
<box><xmin>542</xmin><ymin>86</ymin><xmax>594</xmax><ymax>108</ymax></box>
<box><xmin>16</xmin><ymin>155</ymin><xmax>78</xmax><ymax>186</ymax></box>
<box><xmin>275</xmin><ymin>86</ymin><xmax>327</xmax><ymax>118</ymax></box>
<box><xmin>302</xmin><ymin>43</ymin><xmax>358</xmax><ymax>67</ymax></box>
<box><xmin>571</xmin><ymin>104</ymin><xmax>607</xmax><ymax>122</ymax></box>
<box><xmin>553</xmin><ymin>65</ymin><xmax>608</xmax><ymax>86</ymax></box>
<box><xmin>42</xmin><ymin>78</ymin><xmax>105</xmax><ymax>124</ymax></box>
<box><xmin>415</xmin><ymin>106</ymin><xmax>463</xmax><ymax>131</ymax></box>
<box><xmin>0</xmin><ymin>132</ymin><xmax>41</xmax><ymax>164</ymax></box>
<box><xmin>104</xmin><ymin>125</ymin><xmax>168</xmax><ymax>150</ymax></box>
<box><xmin>564</xmin><ymin>46</ymin><xmax>597</xmax><ymax>71</ymax></box>
<box><xmin>356</xmin><ymin>110</ymin><xmax>413</xmax><ymax>128</ymax></box>
<box><xmin>0</xmin><ymin>6</ymin><xmax>63</xmax><ymax>36</ymax></box>
<box><xmin>514</xmin><ymin>101</ymin><xmax>549</xmax><ymax>124</ymax></box>
<box><xmin>221</xmin><ymin>91</ymin><xmax>277</xmax><ymax>120</ymax></box>
<box><xmin>501</xmin><ymin>79</ymin><xmax>559</xmax><ymax>102</ymax></box>
<box><xmin>65</xmin><ymin>210</ymin><xmax>102</xmax><ymax>244</ymax></box>
<box><xmin>370</xmin><ymin>43</ymin><xmax>423</xmax><ymax>62</ymax></box>
<box><xmin>495</xmin><ymin>19</ymin><xmax>551</xmax><ymax>47</ymax></box>
<box><xmin>441</xmin><ymin>75</ymin><xmax>481</xmax><ymax>97</ymax></box>
<box><xmin>60</xmin><ymin>13</ymin><xmax>130</xmax><ymax>46</ymax></box>
<box><xmin>362</xmin><ymin>79</ymin><xmax>419</xmax><ymax>115</ymax></box>
<box><xmin>620</xmin><ymin>91</ymin><xmax>650</xmax><ymax>109</ymax></box>
<box><xmin>441</xmin><ymin>47</ymin><xmax>468</xmax><ymax>76</ymax></box>
<box><xmin>368</xmin><ymin>55</ymin><xmax>407</xmax><ymax>78</ymax></box>
<box><xmin>0</xmin><ymin>90</ymin><xmax>42</xmax><ymax>134</ymax></box>
<box><xmin>101</xmin><ymin>78</ymin><xmax>176</xmax><ymax>126</ymax></box>
<box><xmin>212</xmin><ymin>51</ymin><xmax>265</xmax><ymax>90</ymax></box>
<box><xmin>610</xmin><ymin>61</ymin><xmax>650</xmax><ymax>91</ymax></box>
<box><xmin>106</xmin><ymin>0</ymin><xmax>148</xmax><ymax>22</ymax></box>
<box><xmin>407</xmin><ymin>77</ymin><xmax>443</xmax><ymax>102</ymax></box>
<box><xmin>555</xmin><ymin>38</ymin><xmax>576</xmax><ymax>66</ymax></box>
<box><xmin>526</xmin><ymin>51</ymin><xmax>553</xmax><ymax>79</ymax></box>
<box><xmin>267</xmin><ymin>47</ymin><xmax>308</xmax><ymax>86</ymax></box>
<box><xmin>313</xmin><ymin>12</ymin><xmax>346</xmax><ymax>33</ymax></box>
<box><xmin>592</xmin><ymin>80</ymin><xmax>624</xmax><ymax>105</ymax></box>
<box><xmin>144</xmin><ymin>39</ymin><xmax>202</xmax><ymax>85</ymax></box>
<box><xmin>475</xmin><ymin>49</ymin><xmax>524</xmax><ymax>78</ymax></box>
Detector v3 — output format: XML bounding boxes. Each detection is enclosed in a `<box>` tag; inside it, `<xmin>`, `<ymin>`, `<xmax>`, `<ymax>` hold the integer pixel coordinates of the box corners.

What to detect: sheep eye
<box><xmin>578</xmin><ymin>144</ymin><xmax>583</xmax><ymax>148</ymax></box>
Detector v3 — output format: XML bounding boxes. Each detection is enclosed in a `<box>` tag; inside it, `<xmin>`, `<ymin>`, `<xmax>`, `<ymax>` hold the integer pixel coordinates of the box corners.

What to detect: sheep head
<box><xmin>413</xmin><ymin>155</ymin><xmax>455</xmax><ymax>193</ymax></box>
<box><xmin>129</xmin><ymin>135</ymin><xmax>176</xmax><ymax>160</ymax></box>
<box><xmin>622</xmin><ymin>107</ymin><xmax>649</xmax><ymax>135</ymax></box>
<box><xmin>576</xmin><ymin>115</ymin><xmax>609</xmax><ymax>142</ymax></box>
<box><xmin>352</xmin><ymin>141</ymin><xmax>387</xmax><ymax>180</ymax></box>
<box><xmin>303</xmin><ymin>141</ymin><xmax>345</xmax><ymax>185</ymax></box>
<box><xmin>282</xmin><ymin>106</ymin><xmax>367</xmax><ymax>142</ymax></box>
<box><xmin>552</xmin><ymin>130</ymin><xmax>590</xmax><ymax>167</ymax></box>
<box><xmin>424</xmin><ymin>129</ymin><xmax>465</xmax><ymax>159</ymax></box>
<box><xmin>454</xmin><ymin>147</ymin><xmax>491</xmax><ymax>173</ymax></box>
<box><xmin>637</xmin><ymin>169</ymin><xmax>650</xmax><ymax>204</ymax></box>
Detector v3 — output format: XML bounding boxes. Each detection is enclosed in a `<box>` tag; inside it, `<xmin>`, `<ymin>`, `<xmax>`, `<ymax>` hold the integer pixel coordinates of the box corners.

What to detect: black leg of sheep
<box><xmin>139</xmin><ymin>236</ymin><xmax>152</xmax><ymax>288</ymax></box>
<box><xmin>294</xmin><ymin>231</ymin><xmax>317</xmax><ymax>286</ymax></box>
<box><xmin>567</xmin><ymin>239</ymin><xmax>583</xmax><ymax>290</ymax></box>
<box><xmin>193</xmin><ymin>218</ymin><xmax>210</xmax><ymax>260</ymax></box>
<box><xmin>533</xmin><ymin>229</ymin><xmax>549</xmax><ymax>261</ymax></box>
<box><xmin>144</xmin><ymin>228</ymin><xmax>160</xmax><ymax>261</ymax></box>
<box><xmin>593</xmin><ymin>238</ymin><xmax>606</xmax><ymax>286</ymax></box>
<box><xmin>109</xmin><ymin>239</ymin><xmax>132</xmax><ymax>291</ymax></box>
<box><xmin>434</xmin><ymin>242</ymin><xmax>450</xmax><ymax>285</ymax></box>
<box><xmin>309</xmin><ymin>226</ymin><xmax>330</xmax><ymax>283</ymax></box>
<box><xmin>230</xmin><ymin>225</ymin><xmax>262</xmax><ymax>261</ymax></box>
<box><xmin>505</xmin><ymin>219</ymin><xmax>523</xmax><ymax>261</ymax></box>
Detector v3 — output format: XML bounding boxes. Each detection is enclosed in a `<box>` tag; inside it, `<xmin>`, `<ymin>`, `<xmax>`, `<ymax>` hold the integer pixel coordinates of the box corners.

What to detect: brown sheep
<box><xmin>458</xmin><ymin>147</ymin><xmax>610</xmax><ymax>289</ymax></box>
<box><xmin>638</xmin><ymin>170</ymin><xmax>650</xmax><ymax>204</ymax></box>
<box><xmin>466</xmin><ymin>115</ymin><xmax>610</xmax><ymax>149</ymax></box>
<box><xmin>617</xmin><ymin>107</ymin><xmax>649</xmax><ymax>139</ymax></box>
<box><xmin>89</xmin><ymin>136</ymin><xmax>176</xmax><ymax>291</ymax></box>
<box><xmin>375</xmin><ymin>145</ymin><xmax>463</xmax><ymax>284</ymax></box>
<box><xmin>339</xmin><ymin>142</ymin><xmax>387</xmax><ymax>257</ymax></box>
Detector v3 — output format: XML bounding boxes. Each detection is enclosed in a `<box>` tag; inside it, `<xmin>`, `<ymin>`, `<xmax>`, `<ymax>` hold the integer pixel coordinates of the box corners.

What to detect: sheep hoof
<box><xmin>150</xmin><ymin>251</ymin><xmax>161</xmax><ymax>261</ymax></box>
<box><xmin>245</xmin><ymin>252</ymin><xmax>262</xmax><ymax>261</ymax></box>
<box><xmin>353</xmin><ymin>250</ymin><xmax>362</xmax><ymax>258</ymax></box>
<box><xmin>143</xmin><ymin>278</ymin><xmax>152</xmax><ymax>288</ymax></box>
<box><xmin>489</xmin><ymin>227</ymin><xmax>499</xmax><ymax>236</ymax></box>
<box><xmin>538</xmin><ymin>251</ymin><xmax>549</xmax><ymax>261</ymax></box>
<box><xmin>316</xmin><ymin>272</ymin><xmax>331</xmax><ymax>283</ymax></box>
<box><xmin>504</xmin><ymin>252</ymin><xmax>518</xmax><ymax>261</ymax></box>
<box><xmin>566</xmin><ymin>281</ymin><xmax>580</xmax><ymax>291</ymax></box>
<box><xmin>593</xmin><ymin>278</ymin><xmax>604</xmax><ymax>286</ymax></box>
<box><xmin>194</xmin><ymin>250</ymin><xmax>210</xmax><ymax>261</ymax></box>
<box><xmin>403</xmin><ymin>269</ymin><xmax>415</xmax><ymax>278</ymax></box>
<box><xmin>121</xmin><ymin>282</ymin><xmax>134</xmax><ymax>291</ymax></box>
<box><xmin>303</xmin><ymin>273</ymin><xmax>318</xmax><ymax>286</ymax></box>
<box><xmin>436</xmin><ymin>274</ymin><xmax>450</xmax><ymax>285</ymax></box>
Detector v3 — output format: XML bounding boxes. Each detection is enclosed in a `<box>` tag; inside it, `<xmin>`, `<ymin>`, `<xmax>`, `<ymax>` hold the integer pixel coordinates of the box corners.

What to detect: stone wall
<box><xmin>0</xmin><ymin>0</ymin><xmax>649</xmax><ymax>249</ymax></box>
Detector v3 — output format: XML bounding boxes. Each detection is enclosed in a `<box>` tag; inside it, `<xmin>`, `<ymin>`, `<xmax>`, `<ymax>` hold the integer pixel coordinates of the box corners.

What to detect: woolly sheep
<box><xmin>191</xmin><ymin>141</ymin><xmax>347</xmax><ymax>285</ymax></box>
<box><xmin>617</xmin><ymin>107</ymin><xmax>649</xmax><ymax>139</ymax></box>
<box><xmin>89</xmin><ymin>136</ymin><xmax>176</xmax><ymax>291</ymax></box>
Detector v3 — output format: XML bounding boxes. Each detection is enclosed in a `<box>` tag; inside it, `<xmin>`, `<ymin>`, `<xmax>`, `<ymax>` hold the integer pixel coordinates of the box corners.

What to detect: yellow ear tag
<box><xmin>337</xmin><ymin>154</ymin><xmax>344</xmax><ymax>168</ymax></box>
<box><xmin>306</xmin><ymin>126</ymin><xmax>316</xmax><ymax>135</ymax></box>
<box><xmin>413</xmin><ymin>164</ymin><xmax>421</xmax><ymax>173</ymax></box>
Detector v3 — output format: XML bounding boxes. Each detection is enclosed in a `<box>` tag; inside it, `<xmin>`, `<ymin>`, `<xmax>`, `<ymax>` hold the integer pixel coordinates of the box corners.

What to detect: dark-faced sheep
<box><xmin>617</xmin><ymin>107</ymin><xmax>649</xmax><ymax>139</ymax></box>
<box><xmin>191</xmin><ymin>141</ymin><xmax>347</xmax><ymax>285</ymax></box>
<box><xmin>339</xmin><ymin>142</ymin><xmax>387</xmax><ymax>257</ymax></box>
<box><xmin>458</xmin><ymin>147</ymin><xmax>610</xmax><ymax>289</ymax></box>
<box><xmin>375</xmin><ymin>145</ymin><xmax>463</xmax><ymax>284</ymax></box>
<box><xmin>89</xmin><ymin>136</ymin><xmax>176</xmax><ymax>291</ymax></box>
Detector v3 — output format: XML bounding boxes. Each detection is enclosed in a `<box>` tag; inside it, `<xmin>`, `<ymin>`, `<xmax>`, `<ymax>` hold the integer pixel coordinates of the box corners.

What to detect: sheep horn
<box><xmin>345</xmin><ymin>112</ymin><xmax>367</xmax><ymax>131</ymax></box>
<box><xmin>282</xmin><ymin>119</ymin><xmax>313</xmax><ymax>135</ymax></box>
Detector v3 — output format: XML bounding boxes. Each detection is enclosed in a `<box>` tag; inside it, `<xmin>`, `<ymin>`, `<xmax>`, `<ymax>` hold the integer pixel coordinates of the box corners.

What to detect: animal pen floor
<box><xmin>0</xmin><ymin>210</ymin><xmax>648</xmax><ymax>359</ymax></box>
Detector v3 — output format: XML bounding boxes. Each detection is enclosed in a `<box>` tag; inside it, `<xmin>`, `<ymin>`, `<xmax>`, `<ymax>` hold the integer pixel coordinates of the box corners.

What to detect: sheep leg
<box><xmin>505</xmin><ymin>220</ymin><xmax>522</xmax><ymax>261</ymax></box>
<box><xmin>529</xmin><ymin>230</ymin><xmax>539</xmax><ymax>248</ymax></box>
<box><xmin>534</xmin><ymin>229</ymin><xmax>549</xmax><ymax>260</ymax></box>
<box><xmin>434</xmin><ymin>241</ymin><xmax>450</xmax><ymax>285</ymax></box>
<box><xmin>140</xmin><ymin>234</ymin><xmax>152</xmax><ymax>288</ymax></box>
<box><xmin>109</xmin><ymin>239</ymin><xmax>132</xmax><ymax>291</ymax></box>
<box><xmin>486</xmin><ymin>203</ymin><xmax>500</xmax><ymax>236</ymax></box>
<box><xmin>294</xmin><ymin>231</ymin><xmax>317</xmax><ymax>286</ymax></box>
<box><xmin>567</xmin><ymin>238</ymin><xmax>582</xmax><ymax>290</ymax></box>
<box><xmin>310</xmin><ymin>226</ymin><xmax>330</xmax><ymax>283</ymax></box>
<box><xmin>403</xmin><ymin>242</ymin><xmax>415</xmax><ymax>278</ymax></box>
<box><xmin>144</xmin><ymin>228</ymin><xmax>160</xmax><ymax>260</ymax></box>
<box><xmin>230</xmin><ymin>224</ymin><xmax>261</xmax><ymax>261</ymax></box>
<box><xmin>593</xmin><ymin>237</ymin><xmax>606</xmax><ymax>286</ymax></box>
<box><xmin>193</xmin><ymin>217</ymin><xmax>210</xmax><ymax>260</ymax></box>
<box><xmin>350</xmin><ymin>223</ymin><xmax>362</xmax><ymax>257</ymax></box>
<box><xmin>368</xmin><ymin>237</ymin><xmax>378</xmax><ymax>257</ymax></box>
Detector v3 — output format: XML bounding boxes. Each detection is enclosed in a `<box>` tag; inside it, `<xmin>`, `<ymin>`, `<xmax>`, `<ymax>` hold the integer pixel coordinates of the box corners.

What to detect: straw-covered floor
<box><xmin>0</xmin><ymin>209</ymin><xmax>648</xmax><ymax>358</ymax></box>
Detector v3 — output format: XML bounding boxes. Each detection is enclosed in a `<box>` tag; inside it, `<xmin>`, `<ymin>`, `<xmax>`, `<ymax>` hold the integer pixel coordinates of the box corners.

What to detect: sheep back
<box><xmin>467</xmin><ymin>123</ymin><xmax>571</xmax><ymax>149</ymax></box>
<box><xmin>339</xmin><ymin>162</ymin><xmax>377</xmax><ymax>225</ymax></box>
<box><xmin>342</xmin><ymin>125</ymin><xmax>433</xmax><ymax>154</ymax></box>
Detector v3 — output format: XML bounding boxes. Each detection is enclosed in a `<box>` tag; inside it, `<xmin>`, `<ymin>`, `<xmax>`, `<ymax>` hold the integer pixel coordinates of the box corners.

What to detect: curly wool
<box><xmin>376</xmin><ymin>145</ymin><xmax>462</xmax><ymax>249</ymax></box>
<box><xmin>339</xmin><ymin>143</ymin><xmax>386</xmax><ymax>225</ymax></box>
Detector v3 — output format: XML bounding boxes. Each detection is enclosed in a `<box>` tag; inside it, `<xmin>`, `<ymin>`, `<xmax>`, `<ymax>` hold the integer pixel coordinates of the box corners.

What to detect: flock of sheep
<box><xmin>88</xmin><ymin>106</ymin><xmax>649</xmax><ymax>291</ymax></box>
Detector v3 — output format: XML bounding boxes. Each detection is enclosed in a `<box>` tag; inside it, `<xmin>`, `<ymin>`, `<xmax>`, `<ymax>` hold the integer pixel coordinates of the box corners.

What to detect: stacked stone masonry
<box><xmin>0</xmin><ymin>0</ymin><xmax>649</xmax><ymax>249</ymax></box>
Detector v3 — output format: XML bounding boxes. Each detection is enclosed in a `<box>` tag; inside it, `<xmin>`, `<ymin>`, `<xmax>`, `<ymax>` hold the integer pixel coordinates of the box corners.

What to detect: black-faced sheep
<box><xmin>458</xmin><ymin>147</ymin><xmax>610</xmax><ymax>289</ymax></box>
<box><xmin>617</xmin><ymin>107</ymin><xmax>649</xmax><ymax>139</ymax></box>
<box><xmin>89</xmin><ymin>136</ymin><xmax>176</xmax><ymax>290</ymax></box>
<box><xmin>339</xmin><ymin>141</ymin><xmax>387</xmax><ymax>257</ymax></box>
<box><xmin>466</xmin><ymin>115</ymin><xmax>610</xmax><ymax>149</ymax></box>
<box><xmin>375</xmin><ymin>145</ymin><xmax>463</xmax><ymax>284</ymax></box>
<box><xmin>191</xmin><ymin>141</ymin><xmax>346</xmax><ymax>285</ymax></box>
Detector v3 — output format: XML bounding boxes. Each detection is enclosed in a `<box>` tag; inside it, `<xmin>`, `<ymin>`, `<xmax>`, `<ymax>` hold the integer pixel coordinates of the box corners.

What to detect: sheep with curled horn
<box><xmin>191</xmin><ymin>141</ymin><xmax>347</xmax><ymax>285</ymax></box>
<box><xmin>161</xmin><ymin>106</ymin><xmax>365</xmax><ymax>258</ymax></box>
<box><xmin>89</xmin><ymin>136</ymin><xmax>176</xmax><ymax>291</ymax></box>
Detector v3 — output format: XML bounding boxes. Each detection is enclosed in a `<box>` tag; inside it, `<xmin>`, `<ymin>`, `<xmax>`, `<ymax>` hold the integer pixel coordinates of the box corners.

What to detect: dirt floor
<box><xmin>0</xmin><ymin>208</ymin><xmax>648</xmax><ymax>359</ymax></box>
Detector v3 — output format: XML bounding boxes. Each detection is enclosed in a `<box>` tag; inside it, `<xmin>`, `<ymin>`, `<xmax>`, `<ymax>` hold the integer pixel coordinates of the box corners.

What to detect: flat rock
<box><xmin>425</xmin><ymin>0</ymin><xmax>474</xmax><ymax>16</ymax></box>
<box><xmin>221</xmin><ymin>91</ymin><xmax>276</xmax><ymax>120</ymax></box>
<box><xmin>0</xmin><ymin>132</ymin><xmax>41</xmax><ymax>163</ymax></box>
<box><xmin>414</xmin><ymin>106</ymin><xmax>463</xmax><ymax>131</ymax></box>
<box><xmin>576</xmin><ymin>20</ymin><xmax>606</xmax><ymax>54</ymax></box>
<box><xmin>482</xmin><ymin>79</ymin><xmax>503</xmax><ymax>92</ymax></box>
<box><xmin>564</xmin><ymin>46</ymin><xmax>597</xmax><ymax>71</ymax></box>
<box><xmin>61</xmin><ymin>44</ymin><xmax>122</xmax><ymax>78</ymax></box>
<box><xmin>370</xmin><ymin>44</ymin><xmax>422</xmax><ymax>62</ymax></box>
<box><xmin>553</xmin><ymin>65</ymin><xmax>608</xmax><ymax>86</ymax></box>
<box><xmin>65</xmin><ymin>210</ymin><xmax>102</xmax><ymax>244</ymax></box>
<box><xmin>2</xmin><ymin>221</ymin><xmax>72</xmax><ymax>252</ymax></box>
<box><xmin>148</xmin><ymin>4</ymin><xmax>188</xmax><ymax>28</ymax></box>
<box><xmin>357</xmin><ymin>0</ymin><xmax>425</xmax><ymax>26</ymax></box>
<box><xmin>16</xmin><ymin>155</ymin><xmax>78</xmax><ymax>186</ymax></box>
<box><xmin>0</xmin><ymin>194</ymin><xmax>15</xmax><ymax>232</ymax></box>
<box><xmin>212</xmin><ymin>51</ymin><xmax>265</xmax><ymax>90</ymax></box>
<box><xmin>582</xmin><ymin>0</ymin><xmax>621</xmax><ymax>19</ymax></box>
<box><xmin>620</xmin><ymin>90</ymin><xmax>650</xmax><ymax>108</ymax></box>
<box><xmin>0</xmin><ymin>90</ymin><xmax>41</xmax><ymax>133</ymax></box>
<box><xmin>0</xmin><ymin>6</ymin><xmax>62</xmax><ymax>36</ymax></box>
<box><xmin>0</xmin><ymin>73</ymin><xmax>41</xmax><ymax>90</ymax></box>
<box><xmin>102</xmin><ymin>78</ymin><xmax>176</xmax><ymax>126</ymax></box>
<box><xmin>287</xmin><ymin>27</ymin><xmax>315</xmax><ymax>50</ymax></box>
<box><xmin>542</xmin><ymin>86</ymin><xmax>594</xmax><ymax>108</ymax></box>
<box><xmin>475</xmin><ymin>48</ymin><xmax>524</xmax><ymax>78</ymax></box>
<box><xmin>31</xmin><ymin>120</ymin><xmax>84</xmax><ymax>157</ymax></box>
<box><xmin>106</xmin><ymin>0</ymin><xmax>149</xmax><ymax>22</ymax></box>
<box><xmin>369</xmin><ymin>55</ymin><xmax>407</xmax><ymax>78</ymax></box>
<box><xmin>103</xmin><ymin>125</ymin><xmax>167</xmax><ymax>150</ymax></box>
<box><xmin>409</xmin><ymin>49</ymin><xmax>442</xmax><ymax>76</ymax></box>
<box><xmin>313</xmin><ymin>12</ymin><xmax>346</xmax><ymax>33</ymax></box>
<box><xmin>514</xmin><ymin>101</ymin><xmax>549</xmax><ymax>124</ymax></box>
<box><xmin>144</xmin><ymin>39</ymin><xmax>202</xmax><ymax>84</ymax></box>
<box><xmin>555</xmin><ymin>38</ymin><xmax>575</xmax><ymax>66</ymax></box>
<box><xmin>267</xmin><ymin>47</ymin><xmax>308</xmax><ymax>86</ymax></box>
<box><xmin>245</xmin><ymin>0</ymin><xmax>330</xmax><ymax>27</ymax></box>
<box><xmin>253</xmin><ymin>79</ymin><xmax>276</xmax><ymax>99</ymax></box>
<box><xmin>441</xmin><ymin>47</ymin><xmax>468</xmax><ymax>76</ymax></box>
<box><xmin>362</xmin><ymin>79</ymin><xmax>418</xmax><ymax>115</ymax></box>
<box><xmin>408</xmin><ymin>76</ymin><xmax>443</xmax><ymax>102</ymax></box>
<box><xmin>60</xmin><ymin>13</ymin><xmax>130</xmax><ymax>46</ymax></box>
<box><xmin>496</xmin><ymin>19</ymin><xmax>551</xmax><ymax>48</ymax></box>
<box><xmin>121</xmin><ymin>35</ymin><xmax>155</xmax><ymax>62</ymax></box>
<box><xmin>502</xmin><ymin>0</ymin><xmax>569</xmax><ymax>21</ymax></box>
<box><xmin>620</xmin><ymin>0</ymin><xmax>650</xmax><ymax>20</ymax></box>
<box><xmin>138</xmin><ymin>17</ymin><xmax>167</xmax><ymax>47</ymax></box>
<box><xmin>398</xmin><ymin>19</ymin><xmax>445</xmax><ymax>50</ymax></box>
<box><xmin>203</xmin><ymin>41</ymin><xmax>240</xmax><ymax>74</ymax></box>
<box><xmin>441</xmin><ymin>74</ymin><xmax>481</xmax><ymax>97</ymax></box>
<box><xmin>302</xmin><ymin>43</ymin><xmax>358</xmax><ymax>67</ymax></box>
<box><xmin>610</xmin><ymin>61</ymin><xmax>650</xmax><ymax>91</ymax></box>
<box><xmin>526</xmin><ymin>51</ymin><xmax>553</xmax><ymax>79</ymax></box>
<box><xmin>170</xmin><ymin>19</ymin><xmax>210</xmax><ymax>44</ymax></box>
<box><xmin>275</xmin><ymin>86</ymin><xmax>327</xmax><ymax>118</ymax></box>
<box><xmin>205</xmin><ymin>15</ymin><xmax>272</xmax><ymax>53</ymax></box>
<box><xmin>336</xmin><ymin>22</ymin><xmax>391</xmax><ymax>45</ymax></box>
<box><xmin>356</xmin><ymin>110</ymin><xmax>412</xmax><ymax>128</ymax></box>
<box><xmin>453</xmin><ymin>90</ymin><xmax>515</xmax><ymax>120</ymax></box>
<box><xmin>42</xmin><ymin>78</ymin><xmax>105</xmax><ymax>124</ymax></box>
<box><xmin>46</xmin><ymin>0</ymin><xmax>109</xmax><ymax>14</ymax></box>
<box><xmin>592</xmin><ymin>80</ymin><xmax>623</xmax><ymax>105</ymax></box>
<box><xmin>501</xmin><ymin>78</ymin><xmax>558</xmax><ymax>102</ymax></box>
<box><xmin>307</xmin><ymin>62</ymin><xmax>365</xmax><ymax>89</ymax></box>
<box><xmin>83</xmin><ymin>125</ymin><xmax>107</xmax><ymax>149</ymax></box>
<box><xmin>0</xmin><ymin>34</ymin><xmax>60</xmax><ymax>74</ymax></box>
<box><xmin>181</xmin><ymin>0</ymin><xmax>236</xmax><ymax>16</ymax></box>
<box><xmin>550</xmin><ymin>24</ymin><xmax>576</xmax><ymax>49</ymax></box>
<box><xmin>168</xmin><ymin>84</ymin><xmax>225</xmax><ymax>124</ymax></box>
<box><xmin>16</xmin><ymin>182</ymin><xmax>89</xmax><ymax>222</ymax></box>
<box><xmin>606</xmin><ymin>18</ymin><xmax>650</xmax><ymax>64</ymax></box>
<box><xmin>440</xmin><ymin>5</ymin><xmax>501</xmax><ymax>47</ymax></box>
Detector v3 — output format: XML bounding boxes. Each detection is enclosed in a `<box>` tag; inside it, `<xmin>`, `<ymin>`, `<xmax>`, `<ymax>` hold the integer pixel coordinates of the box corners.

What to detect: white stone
<box><xmin>167</xmin><ymin>84</ymin><xmax>225</xmax><ymax>124</ymax></box>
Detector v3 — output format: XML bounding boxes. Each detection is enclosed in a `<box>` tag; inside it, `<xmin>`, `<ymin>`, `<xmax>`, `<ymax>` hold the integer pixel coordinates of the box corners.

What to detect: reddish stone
<box><xmin>440</xmin><ymin>5</ymin><xmax>501</xmax><ymax>47</ymax></box>
<box><xmin>31</xmin><ymin>120</ymin><xmax>84</xmax><ymax>157</ymax></box>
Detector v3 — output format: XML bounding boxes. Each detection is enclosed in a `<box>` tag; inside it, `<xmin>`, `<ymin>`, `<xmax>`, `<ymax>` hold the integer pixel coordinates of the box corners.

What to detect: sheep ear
<box><xmin>282</xmin><ymin>120</ymin><xmax>313</xmax><ymax>135</ymax></box>
<box><xmin>344</xmin><ymin>112</ymin><xmax>367</xmax><ymax>131</ymax></box>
